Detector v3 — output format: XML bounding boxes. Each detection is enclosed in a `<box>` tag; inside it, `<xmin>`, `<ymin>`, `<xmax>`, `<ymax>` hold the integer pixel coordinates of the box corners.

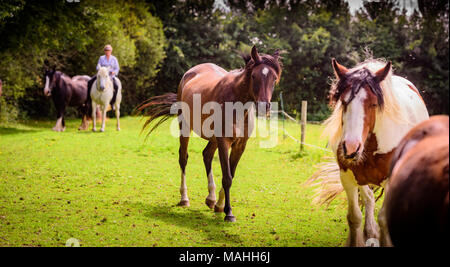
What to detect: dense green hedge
<box><xmin>0</xmin><ymin>0</ymin><xmax>448</xmax><ymax>123</ymax></box>
<box><xmin>0</xmin><ymin>0</ymin><xmax>166</xmax><ymax>121</ymax></box>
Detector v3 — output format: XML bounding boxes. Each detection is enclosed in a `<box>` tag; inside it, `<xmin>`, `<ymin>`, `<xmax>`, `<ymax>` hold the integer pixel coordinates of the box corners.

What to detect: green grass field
<box><xmin>0</xmin><ymin>116</ymin><xmax>356</xmax><ymax>247</ymax></box>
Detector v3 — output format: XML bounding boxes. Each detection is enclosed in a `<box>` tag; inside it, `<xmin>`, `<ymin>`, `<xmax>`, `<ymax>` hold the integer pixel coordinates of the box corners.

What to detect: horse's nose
<box><xmin>343</xmin><ymin>140</ymin><xmax>362</xmax><ymax>159</ymax></box>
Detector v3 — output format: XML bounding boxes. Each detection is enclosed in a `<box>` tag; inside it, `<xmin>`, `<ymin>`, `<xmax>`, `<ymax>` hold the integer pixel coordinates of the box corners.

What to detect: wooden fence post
<box><xmin>300</xmin><ymin>100</ymin><xmax>307</xmax><ymax>151</ymax></box>
<box><xmin>280</xmin><ymin>91</ymin><xmax>285</xmax><ymax>140</ymax></box>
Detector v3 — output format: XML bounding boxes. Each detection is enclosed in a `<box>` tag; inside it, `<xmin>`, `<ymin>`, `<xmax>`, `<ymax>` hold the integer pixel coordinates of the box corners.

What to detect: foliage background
<box><xmin>0</xmin><ymin>0</ymin><xmax>448</xmax><ymax>122</ymax></box>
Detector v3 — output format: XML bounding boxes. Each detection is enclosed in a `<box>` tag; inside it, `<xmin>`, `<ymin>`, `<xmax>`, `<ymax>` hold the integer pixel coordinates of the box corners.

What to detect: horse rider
<box><xmin>87</xmin><ymin>44</ymin><xmax>120</xmax><ymax>106</ymax></box>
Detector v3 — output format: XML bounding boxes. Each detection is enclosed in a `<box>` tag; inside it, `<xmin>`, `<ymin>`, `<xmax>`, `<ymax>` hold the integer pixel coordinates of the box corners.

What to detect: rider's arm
<box><xmin>113</xmin><ymin>57</ymin><xmax>120</xmax><ymax>76</ymax></box>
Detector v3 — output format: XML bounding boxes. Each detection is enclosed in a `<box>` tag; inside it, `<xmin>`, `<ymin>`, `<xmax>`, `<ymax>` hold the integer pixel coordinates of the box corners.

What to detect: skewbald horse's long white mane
<box><xmin>323</xmin><ymin>59</ymin><xmax>416</xmax><ymax>152</ymax></box>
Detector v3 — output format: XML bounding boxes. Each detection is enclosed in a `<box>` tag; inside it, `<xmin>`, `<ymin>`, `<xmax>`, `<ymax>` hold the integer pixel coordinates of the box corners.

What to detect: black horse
<box><xmin>43</xmin><ymin>68</ymin><xmax>91</xmax><ymax>131</ymax></box>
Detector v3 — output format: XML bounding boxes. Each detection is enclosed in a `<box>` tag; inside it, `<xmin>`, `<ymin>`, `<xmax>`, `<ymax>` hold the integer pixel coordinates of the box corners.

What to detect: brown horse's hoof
<box><xmin>214</xmin><ymin>205</ymin><xmax>224</xmax><ymax>213</ymax></box>
<box><xmin>224</xmin><ymin>215</ymin><xmax>236</xmax><ymax>222</ymax></box>
<box><xmin>177</xmin><ymin>200</ymin><xmax>190</xmax><ymax>207</ymax></box>
<box><xmin>205</xmin><ymin>199</ymin><xmax>216</xmax><ymax>210</ymax></box>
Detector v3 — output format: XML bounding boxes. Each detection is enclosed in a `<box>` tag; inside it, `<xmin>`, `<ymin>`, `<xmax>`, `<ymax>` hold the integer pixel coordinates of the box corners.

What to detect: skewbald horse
<box><xmin>139</xmin><ymin>46</ymin><xmax>282</xmax><ymax>222</ymax></box>
<box><xmin>386</xmin><ymin>115</ymin><xmax>449</xmax><ymax>246</ymax></box>
<box><xmin>322</xmin><ymin>59</ymin><xmax>429</xmax><ymax>246</ymax></box>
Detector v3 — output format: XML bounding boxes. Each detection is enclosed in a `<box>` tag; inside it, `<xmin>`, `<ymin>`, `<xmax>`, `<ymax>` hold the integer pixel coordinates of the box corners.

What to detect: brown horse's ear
<box><xmin>251</xmin><ymin>45</ymin><xmax>261</xmax><ymax>63</ymax></box>
<box><xmin>332</xmin><ymin>58</ymin><xmax>348</xmax><ymax>80</ymax></box>
<box><xmin>374</xmin><ymin>61</ymin><xmax>391</xmax><ymax>83</ymax></box>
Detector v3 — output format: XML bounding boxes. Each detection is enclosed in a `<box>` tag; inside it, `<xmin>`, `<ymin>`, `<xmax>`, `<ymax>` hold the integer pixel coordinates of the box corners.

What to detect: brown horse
<box><xmin>385</xmin><ymin>115</ymin><xmax>449</xmax><ymax>246</ymax></box>
<box><xmin>139</xmin><ymin>46</ymin><xmax>281</xmax><ymax>222</ymax></box>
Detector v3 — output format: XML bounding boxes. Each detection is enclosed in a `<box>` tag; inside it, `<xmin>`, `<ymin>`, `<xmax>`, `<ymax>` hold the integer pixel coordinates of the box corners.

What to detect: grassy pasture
<box><xmin>0</xmin><ymin>116</ymin><xmax>365</xmax><ymax>247</ymax></box>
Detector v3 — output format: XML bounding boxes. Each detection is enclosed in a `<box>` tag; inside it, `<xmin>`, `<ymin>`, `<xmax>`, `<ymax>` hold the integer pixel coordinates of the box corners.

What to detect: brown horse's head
<box><xmin>331</xmin><ymin>59</ymin><xmax>391</xmax><ymax>162</ymax></box>
<box><xmin>243</xmin><ymin>46</ymin><xmax>282</xmax><ymax>116</ymax></box>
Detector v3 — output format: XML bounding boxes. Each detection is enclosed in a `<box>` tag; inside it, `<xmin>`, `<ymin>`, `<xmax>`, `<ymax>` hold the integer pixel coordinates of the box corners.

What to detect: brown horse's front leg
<box><xmin>217</xmin><ymin>137</ymin><xmax>234</xmax><ymax>222</ymax></box>
<box><xmin>230</xmin><ymin>138</ymin><xmax>248</xmax><ymax>178</ymax></box>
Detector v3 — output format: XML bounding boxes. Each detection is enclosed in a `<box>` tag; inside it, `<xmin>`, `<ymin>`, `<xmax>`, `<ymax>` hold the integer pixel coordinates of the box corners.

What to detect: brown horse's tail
<box><xmin>136</xmin><ymin>93</ymin><xmax>178</xmax><ymax>137</ymax></box>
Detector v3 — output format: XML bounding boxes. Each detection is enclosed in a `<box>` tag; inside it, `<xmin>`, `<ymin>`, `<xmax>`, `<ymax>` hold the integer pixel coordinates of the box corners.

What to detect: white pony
<box><xmin>90</xmin><ymin>66</ymin><xmax>122</xmax><ymax>132</ymax></box>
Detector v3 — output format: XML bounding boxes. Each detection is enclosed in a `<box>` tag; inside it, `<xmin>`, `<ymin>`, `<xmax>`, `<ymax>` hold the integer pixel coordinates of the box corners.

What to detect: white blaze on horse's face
<box><xmin>262</xmin><ymin>67</ymin><xmax>269</xmax><ymax>77</ymax></box>
<box><xmin>341</xmin><ymin>89</ymin><xmax>367</xmax><ymax>159</ymax></box>
<box><xmin>44</xmin><ymin>76</ymin><xmax>51</xmax><ymax>96</ymax></box>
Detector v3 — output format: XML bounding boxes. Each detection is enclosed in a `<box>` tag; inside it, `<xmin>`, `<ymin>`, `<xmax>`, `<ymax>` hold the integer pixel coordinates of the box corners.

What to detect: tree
<box><xmin>0</xmin><ymin>0</ymin><xmax>166</xmax><ymax>120</ymax></box>
<box><xmin>1</xmin><ymin>0</ymin><xmax>448</xmax><ymax>122</ymax></box>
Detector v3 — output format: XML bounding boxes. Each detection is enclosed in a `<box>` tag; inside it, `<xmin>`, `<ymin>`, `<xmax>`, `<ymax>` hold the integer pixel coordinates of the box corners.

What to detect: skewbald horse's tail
<box><xmin>305</xmin><ymin>157</ymin><xmax>384</xmax><ymax>207</ymax></box>
<box><xmin>305</xmin><ymin>158</ymin><xmax>343</xmax><ymax>206</ymax></box>
<box><xmin>136</xmin><ymin>93</ymin><xmax>178</xmax><ymax>137</ymax></box>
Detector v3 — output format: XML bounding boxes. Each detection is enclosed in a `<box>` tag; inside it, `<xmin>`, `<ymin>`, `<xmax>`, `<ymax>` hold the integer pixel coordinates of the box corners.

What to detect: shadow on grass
<box><xmin>0</xmin><ymin>126</ymin><xmax>39</xmax><ymax>136</ymax></box>
<box><xmin>129</xmin><ymin>202</ymin><xmax>244</xmax><ymax>246</ymax></box>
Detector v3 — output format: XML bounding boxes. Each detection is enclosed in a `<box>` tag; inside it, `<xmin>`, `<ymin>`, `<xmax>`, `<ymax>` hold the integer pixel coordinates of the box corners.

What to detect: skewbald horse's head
<box><xmin>331</xmin><ymin>59</ymin><xmax>391</xmax><ymax>163</ymax></box>
<box><xmin>242</xmin><ymin>46</ymin><xmax>282</xmax><ymax>116</ymax></box>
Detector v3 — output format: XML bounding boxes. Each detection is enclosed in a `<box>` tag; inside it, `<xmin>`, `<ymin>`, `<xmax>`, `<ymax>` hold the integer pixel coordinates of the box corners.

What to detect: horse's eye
<box><xmin>371</xmin><ymin>104</ymin><xmax>377</xmax><ymax>108</ymax></box>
